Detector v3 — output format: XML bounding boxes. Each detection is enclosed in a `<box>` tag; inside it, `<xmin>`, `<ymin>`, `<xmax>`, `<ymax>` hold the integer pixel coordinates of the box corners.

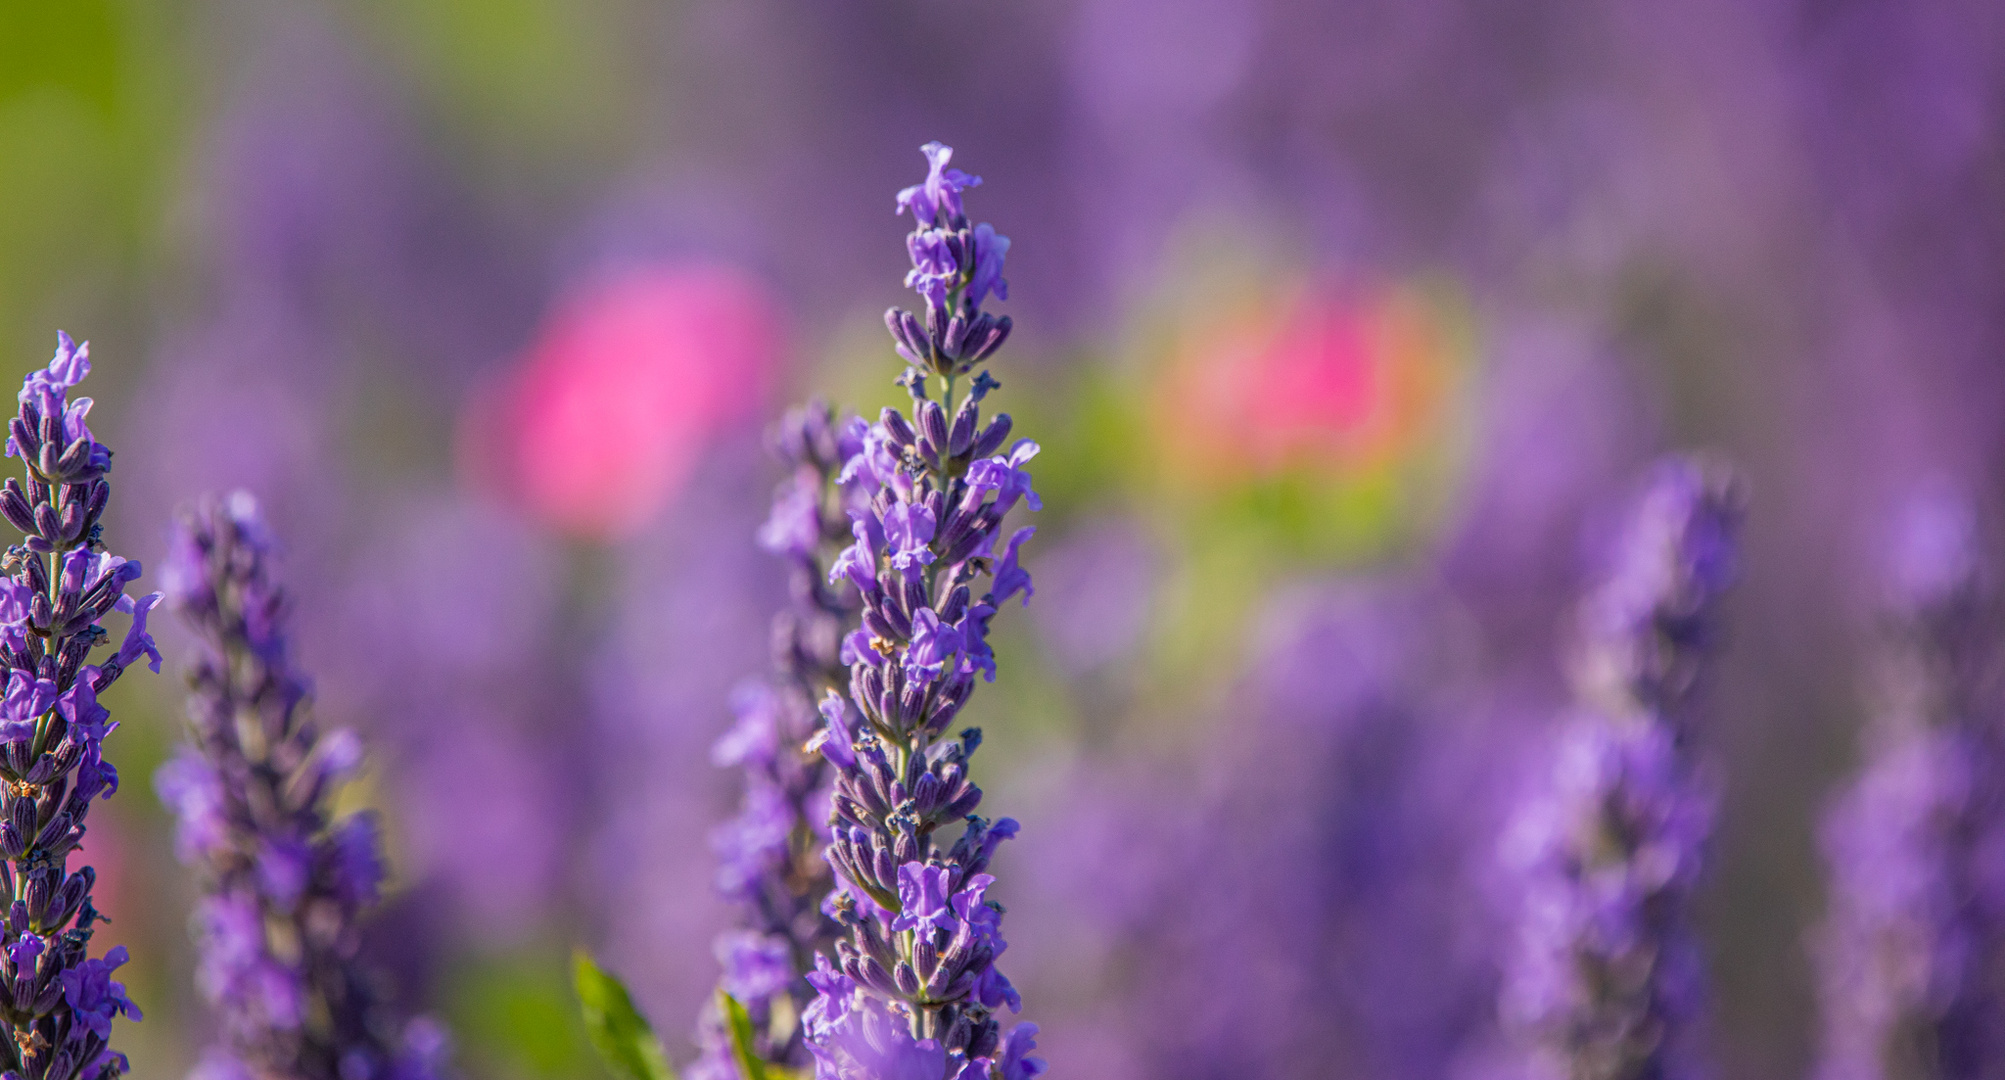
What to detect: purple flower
<box><xmin>957</xmin><ymin>604</ymin><xmax>998</xmax><ymax>683</ymax></box>
<box><xmin>906</xmin><ymin>231</ymin><xmax>961</xmax><ymax>296</ymax></box>
<box><xmin>890</xmin><ymin>864</ymin><xmax>957</xmax><ymax>935</ymax></box>
<box><xmin>968</xmin><ymin>818</ymin><xmax>1018</xmax><ymax>868</ymax></box>
<box><xmin>885</xmin><ymin>503</ymin><xmax>939</xmax><ymax>573</ymax></box>
<box><xmin>9</xmin><ymin>932</ymin><xmax>44</xmax><ymax>977</ymax></box>
<box><xmin>1571</xmin><ymin>457</ymin><xmax>1744</xmax><ymax>715</ymax></box>
<box><xmin>1813</xmin><ymin>490</ymin><xmax>2005</xmax><ymax>1079</ymax></box>
<box><xmin>0</xmin><ymin>334</ymin><xmax>159</xmax><ymax>1080</ymax></box>
<box><xmin>905</xmin><ymin>609</ymin><xmax>964</xmax><ymax>683</ymax></box>
<box><xmin>255</xmin><ymin>840</ymin><xmax>313</xmax><ymax>909</ymax></box>
<box><xmin>838</xmin><ymin>424</ymin><xmax>901</xmax><ymax>494</ymax></box>
<box><xmin>1496</xmin><ymin>457</ymin><xmax>1744</xmax><ymax>1080</ymax></box>
<box><xmin>995</xmin><ymin>1025</ymin><xmax>1046</xmax><ymax>1080</ymax></box>
<box><xmin>111</xmin><ymin>591</ymin><xmax>163</xmax><ymax>674</ymax></box>
<box><xmin>813</xmin><ymin>690</ymin><xmax>858</xmax><ymax>769</ymax></box>
<box><xmin>885</xmin><ymin>142</ymin><xmax>1015</xmax><ymax>379</ymax></box>
<box><xmin>0</xmin><ymin>578</ymin><xmax>31</xmax><ymax>625</ymax></box>
<box><xmin>757</xmin><ymin>472</ymin><xmax>826</xmax><ymax>560</ymax></box>
<box><xmin>804</xmin><ymin>993</ymin><xmax>968</xmax><ymax>1080</ymax></box>
<box><xmin>989</xmin><ymin>528</ymin><xmax>1035</xmax><ymax>609</ymax></box>
<box><xmin>841</xmin><ymin>628</ymin><xmax>885</xmax><ymax>671</ymax></box>
<box><xmin>831</xmin><ymin>511</ymin><xmax>884</xmax><ymax>592</ymax></box>
<box><xmin>970</xmin><ymin>965</ymin><xmax>1021</xmax><ymax>1016</ymax></box>
<box><xmin>694</xmin><ymin>400</ymin><xmax>864</xmax><ymax>1074</ymax></box>
<box><xmin>949</xmin><ymin>874</ymin><xmax>1002</xmax><ymax>943</ymax></box>
<box><xmin>0</xmin><ymin>669</ymin><xmax>57</xmax><ymax>740</ymax></box>
<box><xmin>715</xmin><ymin>931</ymin><xmax>798</xmax><ymax>1003</ymax></box>
<box><xmin>57</xmin><ymin>677</ymin><xmax>111</xmax><ymax>746</ymax></box>
<box><xmin>197</xmin><ymin>894</ymin><xmax>265</xmax><ymax>975</ymax></box>
<box><xmin>896</xmin><ymin>142</ymin><xmax>981</xmax><ymax>226</ymax></box>
<box><xmin>712</xmin><ymin>782</ymin><xmax>793</xmax><ymax>903</ymax></box>
<box><xmin>967</xmin><ymin>441</ymin><xmax>1042</xmax><ymax>516</ymax></box>
<box><xmin>9</xmin><ymin>333</ymin><xmax>110</xmax><ymax>488</ymax></box>
<box><xmin>804</xmin><ymin>952</ymin><xmax>859</xmax><ymax>1041</ymax></box>
<box><xmin>61</xmin><ymin>947</ymin><xmax>140</xmax><ymax>1040</ymax></box>
<box><xmin>330</xmin><ymin>813</ymin><xmax>385</xmax><ymax>908</ymax></box>
<box><xmin>966</xmin><ymin>224</ymin><xmax>1010</xmax><ymax>309</ymax></box>
<box><xmin>806</xmin><ymin>141</ymin><xmax>1042</xmax><ymax>1078</ymax></box>
<box><xmin>157</xmin><ymin>753</ymin><xmax>229</xmax><ymax>861</ymax></box>
<box><xmin>714</xmin><ymin>682</ymin><xmax>783</xmax><ymax>769</ymax></box>
<box><xmin>33</xmin><ymin>332</ymin><xmax>91</xmax><ymax>394</ymax></box>
<box><xmin>159</xmin><ymin>492</ymin><xmax>451</xmax><ymax>1080</ymax></box>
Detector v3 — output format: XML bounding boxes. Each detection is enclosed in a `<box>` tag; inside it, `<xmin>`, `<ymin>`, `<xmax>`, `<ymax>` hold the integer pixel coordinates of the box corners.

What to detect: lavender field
<box><xmin>1</xmin><ymin>1</ymin><xmax>2001</xmax><ymax>1078</ymax></box>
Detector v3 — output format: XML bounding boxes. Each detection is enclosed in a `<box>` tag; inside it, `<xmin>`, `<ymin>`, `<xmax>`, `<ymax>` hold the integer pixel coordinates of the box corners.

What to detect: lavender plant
<box><xmin>799</xmin><ymin>141</ymin><xmax>1044</xmax><ymax>1080</ymax></box>
<box><xmin>1813</xmin><ymin>494</ymin><xmax>2005</xmax><ymax>1080</ymax></box>
<box><xmin>156</xmin><ymin>491</ymin><xmax>449</xmax><ymax>1080</ymax></box>
<box><xmin>688</xmin><ymin>401</ymin><xmax>865</xmax><ymax>1078</ymax></box>
<box><xmin>0</xmin><ymin>333</ymin><xmax>157</xmax><ymax>1080</ymax></box>
<box><xmin>1496</xmin><ymin>456</ymin><xmax>1743</xmax><ymax>1080</ymax></box>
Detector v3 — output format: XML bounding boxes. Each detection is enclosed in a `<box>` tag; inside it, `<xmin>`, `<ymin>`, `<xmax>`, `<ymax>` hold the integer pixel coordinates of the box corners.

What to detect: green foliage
<box><xmin>574</xmin><ymin>951</ymin><xmax>678</xmax><ymax>1080</ymax></box>
<box><xmin>444</xmin><ymin>948</ymin><xmax>612</xmax><ymax>1080</ymax></box>
<box><xmin>353</xmin><ymin>0</ymin><xmax>634</xmax><ymax>174</ymax></box>
<box><xmin>718</xmin><ymin>990</ymin><xmax>764</xmax><ymax>1080</ymax></box>
<box><xmin>0</xmin><ymin>1</ymin><xmax>120</xmax><ymax>112</ymax></box>
<box><xmin>0</xmin><ymin>0</ymin><xmax>188</xmax><ymax>374</ymax></box>
<box><xmin>717</xmin><ymin>991</ymin><xmax>809</xmax><ymax>1080</ymax></box>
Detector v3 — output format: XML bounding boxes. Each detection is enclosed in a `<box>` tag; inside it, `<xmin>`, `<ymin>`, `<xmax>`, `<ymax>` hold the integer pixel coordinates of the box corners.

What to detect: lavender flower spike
<box><xmin>1497</xmin><ymin>457</ymin><xmax>1745</xmax><ymax>1080</ymax></box>
<box><xmin>802</xmin><ymin>143</ymin><xmax>1045</xmax><ymax>1080</ymax></box>
<box><xmin>1813</xmin><ymin>492</ymin><xmax>2005</xmax><ymax>1080</ymax></box>
<box><xmin>689</xmin><ymin>401</ymin><xmax>865</xmax><ymax>1079</ymax></box>
<box><xmin>157</xmin><ymin>492</ymin><xmax>450</xmax><ymax>1080</ymax></box>
<box><xmin>0</xmin><ymin>333</ymin><xmax>157</xmax><ymax>1080</ymax></box>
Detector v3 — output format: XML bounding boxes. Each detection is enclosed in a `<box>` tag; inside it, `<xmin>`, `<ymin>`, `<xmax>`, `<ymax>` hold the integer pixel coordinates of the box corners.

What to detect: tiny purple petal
<box><xmin>967</xmin><ymin>440</ymin><xmax>1041</xmax><ymax>515</ymax></box>
<box><xmin>967</xmin><ymin>224</ymin><xmax>1010</xmax><ymax>309</ymax></box>
<box><xmin>895</xmin><ymin>142</ymin><xmax>981</xmax><ymax>224</ymax></box>
<box><xmin>808</xmin><ymin>690</ymin><xmax>857</xmax><ymax>769</ymax></box>
<box><xmin>889</xmin><ymin>862</ymin><xmax>956</xmax><ymax>935</ymax></box>
<box><xmin>904</xmin><ymin>608</ymin><xmax>963</xmax><ymax>683</ymax></box>
<box><xmin>885</xmin><ymin>503</ymin><xmax>938</xmax><ymax>572</ymax></box>
<box><xmin>991</xmin><ymin>527</ymin><xmax>1035</xmax><ymax>608</ymax></box>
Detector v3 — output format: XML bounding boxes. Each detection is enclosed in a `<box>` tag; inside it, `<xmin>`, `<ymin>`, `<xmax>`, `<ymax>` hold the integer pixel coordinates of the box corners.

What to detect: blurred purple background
<box><xmin>3</xmin><ymin>0</ymin><xmax>2001</xmax><ymax>1076</ymax></box>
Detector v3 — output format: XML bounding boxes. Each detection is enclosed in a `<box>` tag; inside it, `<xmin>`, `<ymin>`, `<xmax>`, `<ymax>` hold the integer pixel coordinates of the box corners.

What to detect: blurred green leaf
<box><xmin>0</xmin><ymin>1</ymin><xmax>118</xmax><ymax>115</ymax></box>
<box><xmin>573</xmin><ymin>950</ymin><xmax>677</xmax><ymax>1080</ymax></box>
<box><xmin>714</xmin><ymin>991</ymin><xmax>808</xmax><ymax>1080</ymax></box>
<box><xmin>718</xmin><ymin>990</ymin><xmax>765</xmax><ymax>1080</ymax></box>
<box><xmin>449</xmin><ymin>948</ymin><xmax>609</xmax><ymax>1080</ymax></box>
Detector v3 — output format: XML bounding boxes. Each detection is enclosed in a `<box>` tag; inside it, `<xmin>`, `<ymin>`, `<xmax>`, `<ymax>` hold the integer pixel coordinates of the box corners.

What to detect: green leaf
<box><xmin>573</xmin><ymin>949</ymin><xmax>677</xmax><ymax>1080</ymax></box>
<box><xmin>717</xmin><ymin>989</ymin><xmax>767</xmax><ymax>1080</ymax></box>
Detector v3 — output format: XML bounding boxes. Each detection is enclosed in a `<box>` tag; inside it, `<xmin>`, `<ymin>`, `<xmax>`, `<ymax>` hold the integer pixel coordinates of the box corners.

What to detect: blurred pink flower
<box><xmin>1152</xmin><ymin>277</ymin><xmax>1466</xmax><ymax>486</ymax></box>
<box><xmin>460</xmin><ymin>265</ymin><xmax>783</xmax><ymax>539</ymax></box>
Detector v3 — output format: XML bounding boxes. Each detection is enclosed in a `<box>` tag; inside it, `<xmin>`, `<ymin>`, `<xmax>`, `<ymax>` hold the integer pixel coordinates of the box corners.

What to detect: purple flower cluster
<box><xmin>0</xmin><ymin>334</ymin><xmax>158</xmax><ymax>1080</ymax></box>
<box><xmin>156</xmin><ymin>492</ymin><xmax>449</xmax><ymax>1080</ymax></box>
<box><xmin>1813</xmin><ymin>494</ymin><xmax>2005</xmax><ymax>1080</ymax></box>
<box><xmin>1496</xmin><ymin>457</ymin><xmax>1744</xmax><ymax>1080</ymax></box>
<box><xmin>801</xmin><ymin>143</ymin><xmax>1045</xmax><ymax>1080</ymax></box>
<box><xmin>690</xmin><ymin>402</ymin><xmax>866</xmax><ymax>1078</ymax></box>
